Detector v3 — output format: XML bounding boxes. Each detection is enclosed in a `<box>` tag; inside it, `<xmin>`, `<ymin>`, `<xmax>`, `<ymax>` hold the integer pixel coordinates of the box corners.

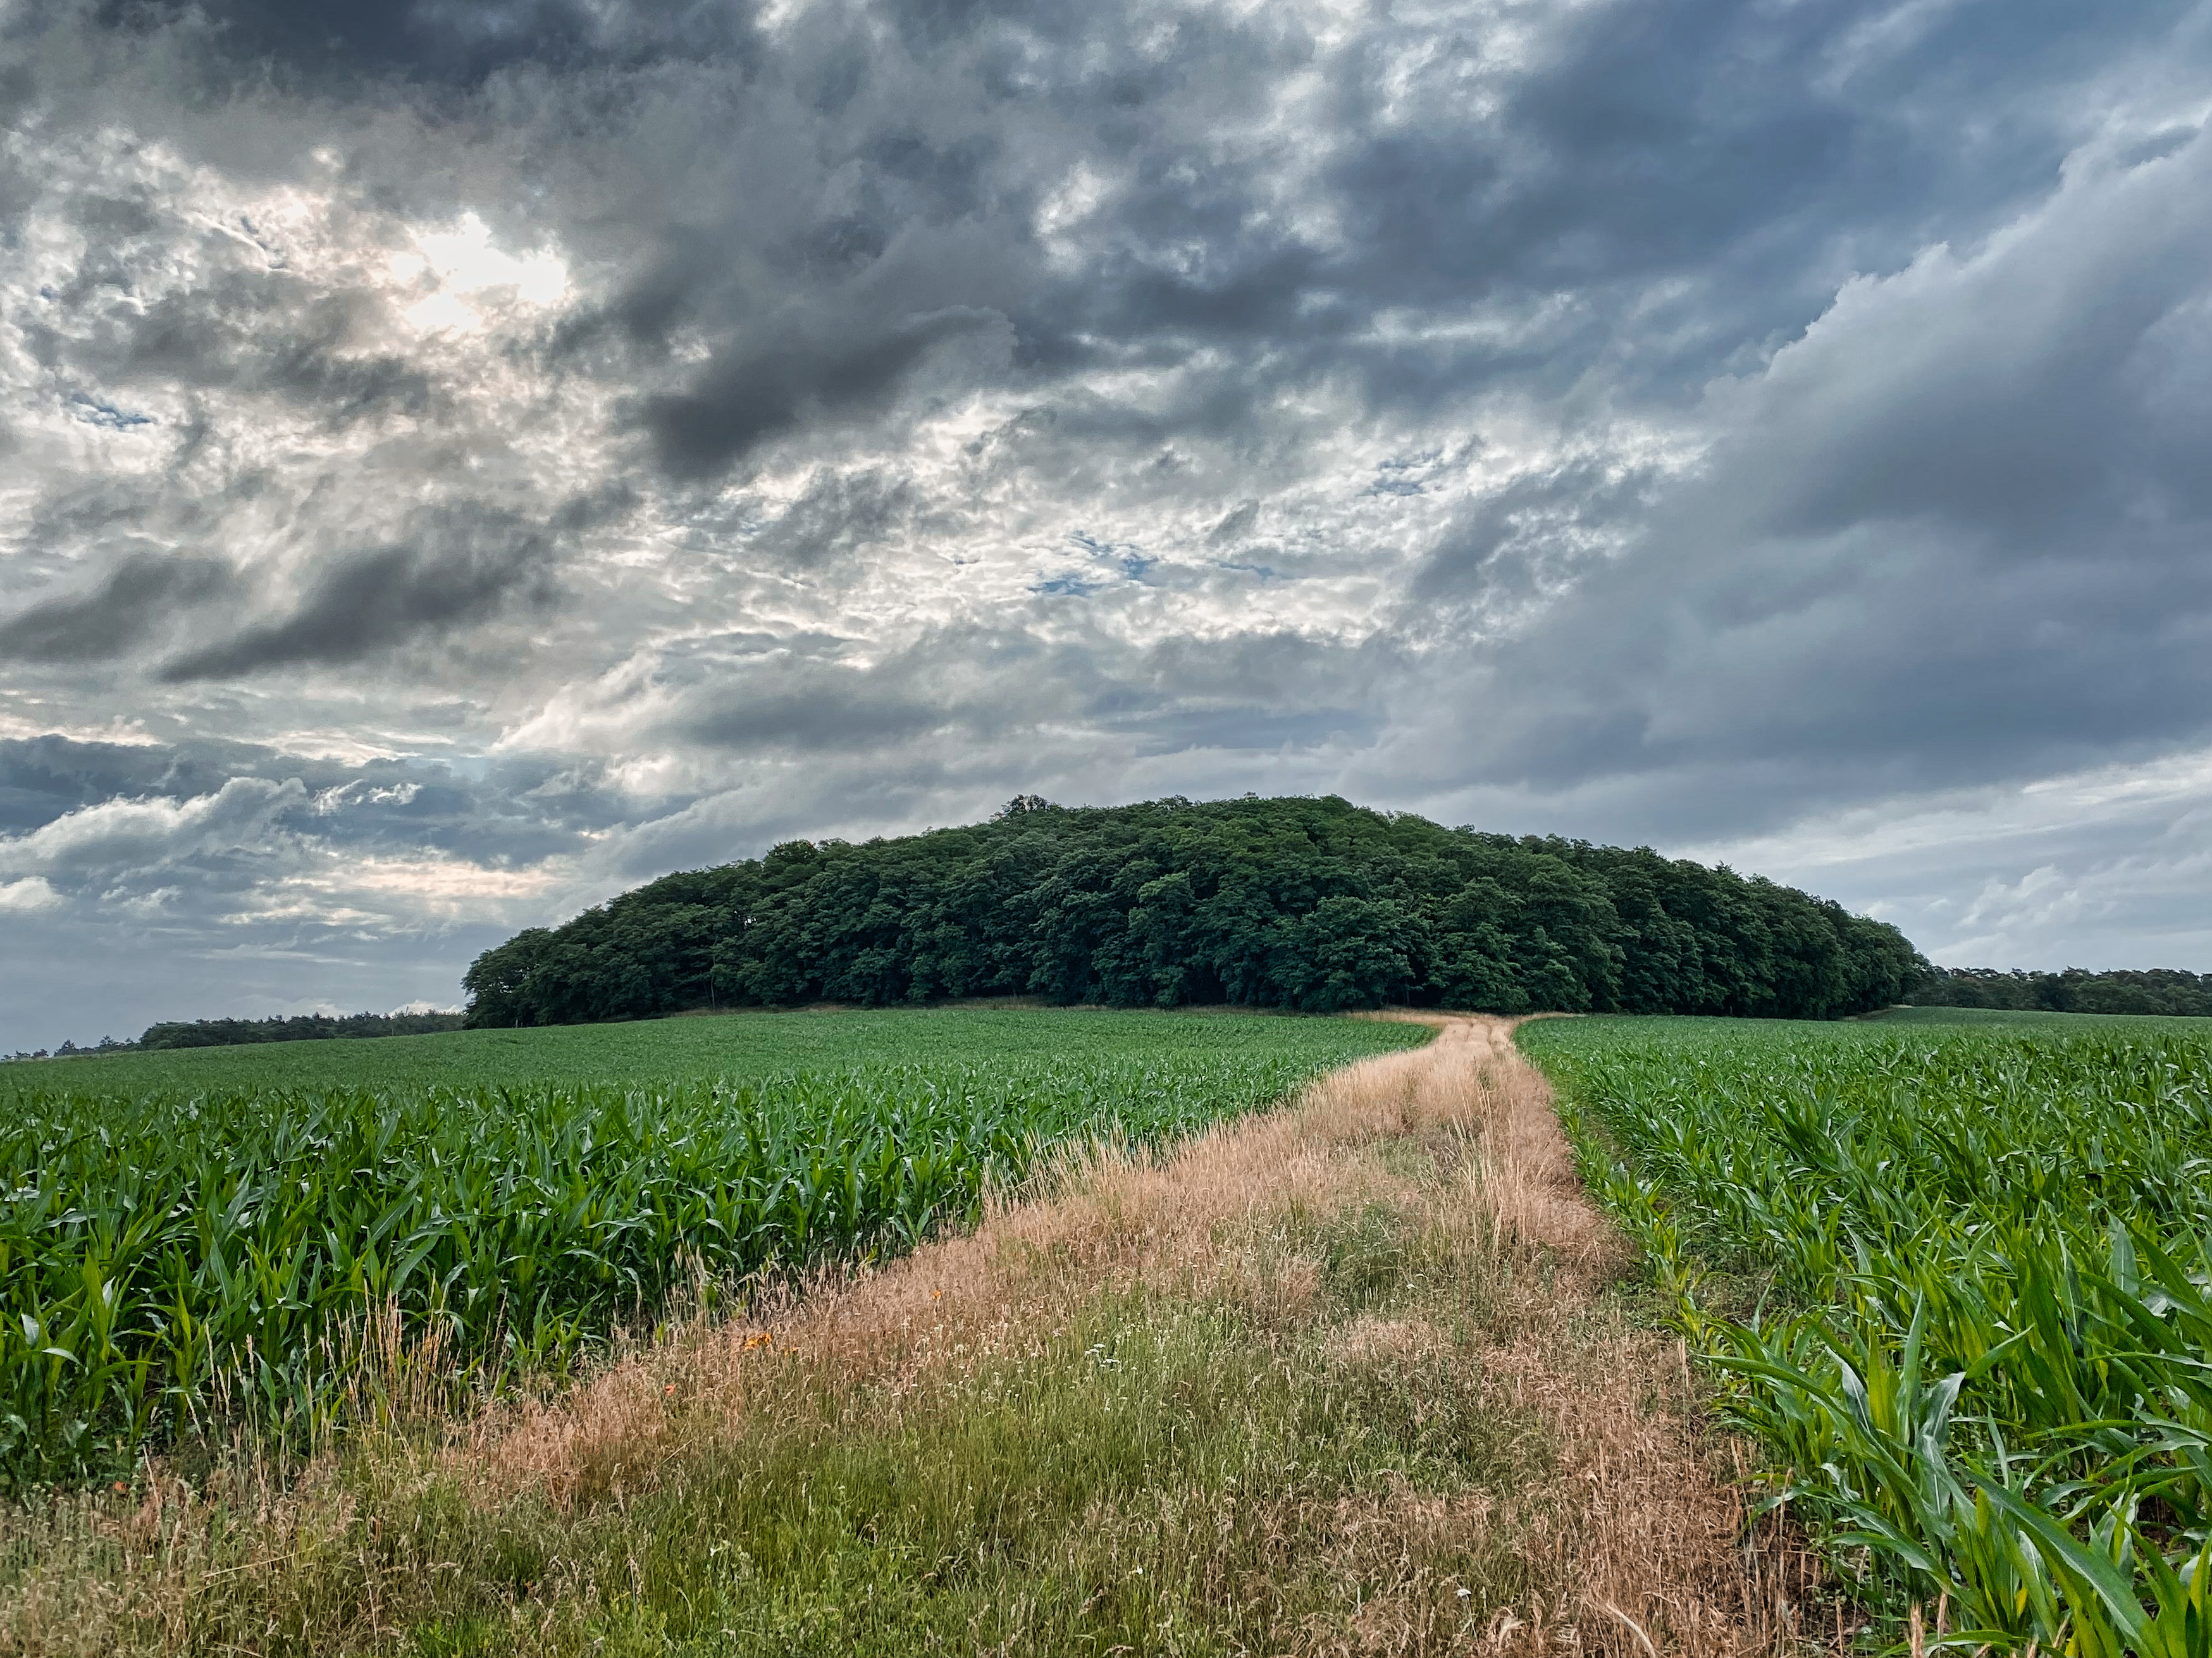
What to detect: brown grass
<box><xmin>1</xmin><ymin>1016</ymin><xmax>1833</xmax><ymax>1656</ymax></box>
<box><xmin>464</xmin><ymin>1016</ymin><xmax>1799</xmax><ymax>1652</ymax></box>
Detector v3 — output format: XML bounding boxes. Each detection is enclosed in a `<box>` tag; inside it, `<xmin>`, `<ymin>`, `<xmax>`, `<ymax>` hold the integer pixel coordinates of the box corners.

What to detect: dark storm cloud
<box><xmin>1410</xmin><ymin>457</ymin><xmax>1662</xmax><ymax>617</ymax></box>
<box><xmin>1395</xmin><ymin>126</ymin><xmax>2212</xmax><ymax>843</ymax></box>
<box><xmin>1116</xmin><ymin>631</ymin><xmax>1390</xmax><ymax>731</ymax></box>
<box><xmin>668</xmin><ymin>624</ymin><xmax>1086</xmax><ymax>752</ymax></box>
<box><xmin>997</xmin><ymin>0</ymin><xmax>2190</xmax><ymax>417</ymax></box>
<box><xmin>1059</xmin><ymin>631</ymin><xmax>1393</xmax><ymax>755</ymax></box>
<box><xmin>159</xmin><ymin>505</ymin><xmax>561</xmax><ymax>679</ymax></box>
<box><xmin>659</xmin><ymin>622</ymin><xmax>1388</xmax><ymax>760</ymax></box>
<box><xmin>0</xmin><ymin>734</ymin><xmax>197</xmax><ymax>834</ymax></box>
<box><xmin>13</xmin><ymin>164</ymin><xmax>438</xmax><ymax>432</ymax></box>
<box><xmin>113</xmin><ymin>280</ymin><xmax>439</xmax><ymax>427</ymax></box>
<box><xmin>638</xmin><ymin>306</ymin><xmax>1009</xmax><ymax>480</ymax></box>
<box><xmin>745</xmin><ymin>467</ymin><xmax>928</xmax><ymax>567</ymax></box>
<box><xmin>0</xmin><ymin>552</ymin><xmax>235</xmax><ymax>661</ymax></box>
<box><xmin>1386</xmin><ymin>0</ymin><xmax>2178</xmax><ymax>372</ymax></box>
<box><xmin>97</xmin><ymin>0</ymin><xmax>759</xmax><ymax>88</ymax></box>
<box><xmin>30</xmin><ymin>0</ymin><xmax>2166</xmax><ymax>518</ymax></box>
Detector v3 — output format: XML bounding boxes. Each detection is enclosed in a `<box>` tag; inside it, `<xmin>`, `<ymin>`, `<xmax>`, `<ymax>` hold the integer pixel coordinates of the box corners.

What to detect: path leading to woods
<box><xmin>4</xmin><ymin>1018</ymin><xmax>1811</xmax><ymax>1656</ymax></box>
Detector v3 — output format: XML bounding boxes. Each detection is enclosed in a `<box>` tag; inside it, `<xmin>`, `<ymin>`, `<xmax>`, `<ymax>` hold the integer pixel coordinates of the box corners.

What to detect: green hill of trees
<box><xmin>462</xmin><ymin>795</ymin><xmax>1925</xmax><ymax>1026</ymax></box>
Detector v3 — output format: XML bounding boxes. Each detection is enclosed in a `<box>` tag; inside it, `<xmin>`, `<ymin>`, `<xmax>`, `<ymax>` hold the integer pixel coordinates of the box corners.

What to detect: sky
<box><xmin>3</xmin><ymin>0</ymin><xmax>2211</xmax><ymax>1048</ymax></box>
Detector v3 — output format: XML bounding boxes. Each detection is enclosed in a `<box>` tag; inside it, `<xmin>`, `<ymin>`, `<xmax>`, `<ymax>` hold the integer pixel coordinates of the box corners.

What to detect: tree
<box><xmin>460</xmin><ymin>795</ymin><xmax>1929</xmax><ymax>1027</ymax></box>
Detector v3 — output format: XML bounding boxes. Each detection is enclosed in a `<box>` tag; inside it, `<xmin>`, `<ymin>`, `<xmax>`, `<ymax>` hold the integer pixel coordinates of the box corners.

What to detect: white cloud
<box><xmin>0</xmin><ymin>778</ymin><xmax>306</xmax><ymax>881</ymax></box>
<box><xmin>0</xmin><ymin>877</ymin><xmax>63</xmax><ymax>914</ymax></box>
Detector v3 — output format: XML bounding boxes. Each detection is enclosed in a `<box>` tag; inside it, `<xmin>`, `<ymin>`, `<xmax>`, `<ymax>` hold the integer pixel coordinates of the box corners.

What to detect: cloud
<box><xmin>638</xmin><ymin>306</ymin><xmax>1013</xmax><ymax>481</ymax></box>
<box><xmin>109</xmin><ymin>276</ymin><xmax>440</xmax><ymax>427</ymax></box>
<box><xmin>0</xmin><ymin>875</ymin><xmax>61</xmax><ymax>913</ymax></box>
<box><xmin>0</xmin><ymin>735</ymin><xmax>629</xmax><ymax>1043</ymax></box>
<box><xmin>1389</xmin><ymin>120</ymin><xmax>2212</xmax><ymax>840</ymax></box>
<box><xmin>3</xmin><ymin>0</ymin><xmax>2211</xmax><ymax>1046</ymax></box>
<box><xmin>106</xmin><ymin>0</ymin><xmax>760</xmax><ymax>89</ymax></box>
<box><xmin>0</xmin><ymin>553</ymin><xmax>235</xmax><ymax>661</ymax></box>
<box><xmin>159</xmin><ymin>508</ymin><xmax>562</xmax><ymax>679</ymax></box>
<box><xmin>1688</xmin><ymin>743</ymin><xmax>2212</xmax><ymax>974</ymax></box>
<box><xmin>0</xmin><ymin>774</ymin><xmax>307</xmax><ymax>880</ymax></box>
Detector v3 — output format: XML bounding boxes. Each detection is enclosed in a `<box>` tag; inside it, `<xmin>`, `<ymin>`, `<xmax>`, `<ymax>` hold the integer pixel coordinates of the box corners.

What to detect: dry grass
<box><xmin>0</xmin><ymin>1016</ymin><xmax>1835</xmax><ymax>1657</ymax></box>
<box><xmin>482</xmin><ymin>1018</ymin><xmax>1619</xmax><ymax>1509</ymax></box>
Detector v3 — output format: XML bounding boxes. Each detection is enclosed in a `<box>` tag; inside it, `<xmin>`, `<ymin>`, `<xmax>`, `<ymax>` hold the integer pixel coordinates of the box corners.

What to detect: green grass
<box><xmin>0</xmin><ymin>1245</ymin><xmax>1560</xmax><ymax>1658</ymax></box>
<box><xmin>1521</xmin><ymin>1013</ymin><xmax>2212</xmax><ymax>1652</ymax></box>
<box><xmin>358</xmin><ymin>1283</ymin><xmax>1547</xmax><ymax>1658</ymax></box>
<box><xmin>0</xmin><ymin>1008</ymin><xmax>1425</xmax><ymax>1490</ymax></box>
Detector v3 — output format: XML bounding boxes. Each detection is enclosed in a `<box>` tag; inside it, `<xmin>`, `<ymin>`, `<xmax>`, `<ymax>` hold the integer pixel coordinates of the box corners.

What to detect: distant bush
<box><xmin>464</xmin><ymin>793</ymin><xmax>1927</xmax><ymax>1026</ymax></box>
<box><xmin>137</xmin><ymin>1010</ymin><xmax>466</xmax><ymax>1049</ymax></box>
<box><xmin>1909</xmin><ymin>965</ymin><xmax>2212</xmax><ymax>1017</ymax></box>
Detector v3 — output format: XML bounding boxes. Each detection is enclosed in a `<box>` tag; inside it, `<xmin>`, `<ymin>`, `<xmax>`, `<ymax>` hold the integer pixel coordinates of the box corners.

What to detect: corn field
<box><xmin>1523</xmin><ymin>1015</ymin><xmax>2212</xmax><ymax>1655</ymax></box>
<box><xmin>0</xmin><ymin>1010</ymin><xmax>1422</xmax><ymax>1489</ymax></box>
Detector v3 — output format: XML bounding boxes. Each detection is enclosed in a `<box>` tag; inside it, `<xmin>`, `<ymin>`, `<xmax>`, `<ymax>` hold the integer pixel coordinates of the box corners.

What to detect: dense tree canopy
<box><xmin>463</xmin><ymin>796</ymin><xmax>1925</xmax><ymax>1027</ymax></box>
<box><xmin>1908</xmin><ymin>967</ymin><xmax>2212</xmax><ymax>1017</ymax></box>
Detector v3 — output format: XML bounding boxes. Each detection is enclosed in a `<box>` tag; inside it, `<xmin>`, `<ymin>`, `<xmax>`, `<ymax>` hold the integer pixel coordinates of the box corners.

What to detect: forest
<box><xmin>1907</xmin><ymin>964</ymin><xmax>2212</xmax><ymax>1016</ymax></box>
<box><xmin>462</xmin><ymin>795</ymin><xmax>1926</xmax><ymax>1026</ymax></box>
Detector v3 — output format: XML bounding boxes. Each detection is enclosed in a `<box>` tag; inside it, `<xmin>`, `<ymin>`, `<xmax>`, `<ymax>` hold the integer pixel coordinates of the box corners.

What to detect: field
<box><xmin>25</xmin><ymin>1001</ymin><xmax>2212</xmax><ymax>1654</ymax></box>
<box><xmin>1520</xmin><ymin>1012</ymin><xmax>2212</xmax><ymax>1650</ymax></box>
<box><xmin>3</xmin><ymin>1016</ymin><xmax>1788</xmax><ymax>1658</ymax></box>
<box><xmin>0</xmin><ymin>1005</ymin><xmax>1290</xmax><ymax>1096</ymax></box>
<box><xmin>0</xmin><ymin>1008</ymin><xmax>1426</xmax><ymax>1489</ymax></box>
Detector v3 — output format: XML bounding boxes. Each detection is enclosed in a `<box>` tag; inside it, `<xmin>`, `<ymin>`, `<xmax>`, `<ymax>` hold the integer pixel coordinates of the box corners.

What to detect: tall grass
<box><xmin>1522</xmin><ymin>1016</ymin><xmax>2212</xmax><ymax>1652</ymax></box>
<box><xmin>0</xmin><ymin>1015</ymin><xmax>1424</xmax><ymax>1489</ymax></box>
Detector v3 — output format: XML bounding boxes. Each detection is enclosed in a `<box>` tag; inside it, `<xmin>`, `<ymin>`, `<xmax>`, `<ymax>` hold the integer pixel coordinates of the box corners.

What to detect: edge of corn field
<box><xmin>1524</xmin><ymin>1013</ymin><xmax>2212</xmax><ymax>1658</ymax></box>
<box><xmin>1</xmin><ymin>1015</ymin><xmax>1830</xmax><ymax>1657</ymax></box>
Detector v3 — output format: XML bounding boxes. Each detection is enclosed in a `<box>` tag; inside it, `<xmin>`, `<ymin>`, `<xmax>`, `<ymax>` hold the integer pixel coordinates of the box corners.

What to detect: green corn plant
<box><xmin>2</xmin><ymin>1014</ymin><xmax>1410</xmax><ymax>1487</ymax></box>
<box><xmin>1522</xmin><ymin>1014</ymin><xmax>2212</xmax><ymax>1654</ymax></box>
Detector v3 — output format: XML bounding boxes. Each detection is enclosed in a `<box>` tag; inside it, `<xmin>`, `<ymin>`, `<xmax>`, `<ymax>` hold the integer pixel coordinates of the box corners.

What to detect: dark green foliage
<box><xmin>137</xmin><ymin>1010</ymin><xmax>467</xmax><ymax>1049</ymax></box>
<box><xmin>1912</xmin><ymin>964</ymin><xmax>2212</xmax><ymax>1017</ymax></box>
<box><xmin>464</xmin><ymin>795</ymin><xmax>1924</xmax><ymax>1027</ymax></box>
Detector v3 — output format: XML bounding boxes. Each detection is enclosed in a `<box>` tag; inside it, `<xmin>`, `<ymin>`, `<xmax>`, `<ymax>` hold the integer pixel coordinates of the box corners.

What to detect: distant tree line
<box><xmin>463</xmin><ymin>795</ymin><xmax>1927</xmax><ymax>1026</ymax></box>
<box><xmin>135</xmin><ymin>1010</ymin><xmax>466</xmax><ymax>1050</ymax></box>
<box><xmin>6</xmin><ymin>1012</ymin><xmax>463</xmax><ymax>1061</ymax></box>
<box><xmin>4</xmin><ymin>1036</ymin><xmax>136</xmax><ymax>1061</ymax></box>
<box><xmin>1908</xmin><ymin>966</ymin><xmax>2212</xmax><ymax>1017</ymax></box>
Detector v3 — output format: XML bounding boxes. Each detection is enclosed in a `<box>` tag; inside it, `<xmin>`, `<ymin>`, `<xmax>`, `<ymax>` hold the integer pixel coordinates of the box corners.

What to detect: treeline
<box><xmin>463</xmin><ymin>795</ymin><xmax>1925</xmax><ymax>1026</ymax></box>
<box><xmin>5</xmin><ymin>1036</ymin><xmax>135</xmax><ymax>1061</ymax></box>
<box><xmin>1909</xmin><ymin>967</ymin><xmax>2212</xmax><ymax>1017</ymax></box>
<box><xmin>137</xmin><ymin>1010</ymin><xmax>466</xmax><ymax>1050</ymax></box>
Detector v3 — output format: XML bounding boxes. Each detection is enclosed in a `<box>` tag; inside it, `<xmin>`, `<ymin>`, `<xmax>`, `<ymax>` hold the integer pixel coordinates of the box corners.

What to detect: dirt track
<box><xmin>476</xmin><ymin>1015</ymin><xmax>1801</xmax><ymax>1654</ymax></box>
<box><xmin>5</xmin><ymin>1018</ymin><xmax>1822</xmax><ymax>1656</ymax></box>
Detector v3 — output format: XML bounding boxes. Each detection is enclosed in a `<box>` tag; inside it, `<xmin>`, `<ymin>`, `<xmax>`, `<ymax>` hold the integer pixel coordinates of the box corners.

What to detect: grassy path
<box><xmin>4</xmin><ymin>1019</ymin><xmax>1800</xmax><ymax>1657</ymax></box>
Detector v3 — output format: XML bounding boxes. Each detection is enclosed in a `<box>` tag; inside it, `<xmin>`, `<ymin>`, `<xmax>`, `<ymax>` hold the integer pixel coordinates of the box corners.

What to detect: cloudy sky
<box><xmin>3</xmin><ymin>0</ymin><xmax>2209</xmax><ymax>1046</ymax></box>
